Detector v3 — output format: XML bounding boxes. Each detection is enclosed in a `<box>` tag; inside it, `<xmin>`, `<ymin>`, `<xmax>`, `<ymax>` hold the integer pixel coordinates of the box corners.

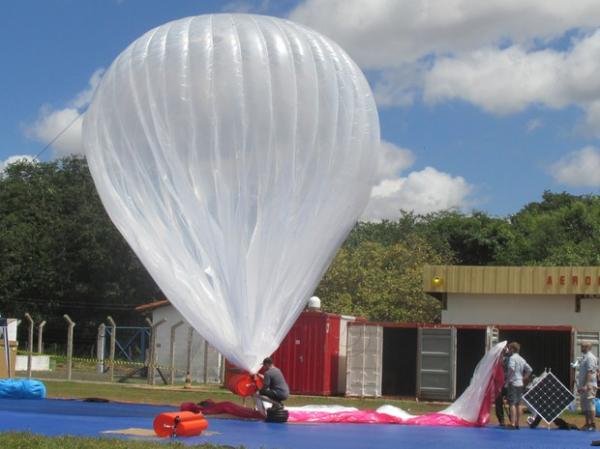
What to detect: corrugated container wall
<box><xmin>271</xmin><ymin>311</ymin><xmax>342</xmax><ymax>395</ymax></box>
<box><xmin>345</xmin><ymin>323</ymin><xmax>383</xmax><ymax>397</ymax></box>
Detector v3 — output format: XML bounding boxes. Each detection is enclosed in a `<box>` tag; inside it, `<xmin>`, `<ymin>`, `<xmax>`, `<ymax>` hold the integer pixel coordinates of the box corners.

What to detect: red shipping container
<box><xmin>271</xmin><ymin>311</ymin><xmax>342</xmax><ymax>396</ymax></box>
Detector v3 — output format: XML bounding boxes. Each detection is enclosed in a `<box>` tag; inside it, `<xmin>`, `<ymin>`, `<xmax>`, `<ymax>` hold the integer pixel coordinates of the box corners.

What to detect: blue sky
<box><xmin>2</xmin><ymin>0</ymin><xmax>600</xmax><ymax>219</ymax></box>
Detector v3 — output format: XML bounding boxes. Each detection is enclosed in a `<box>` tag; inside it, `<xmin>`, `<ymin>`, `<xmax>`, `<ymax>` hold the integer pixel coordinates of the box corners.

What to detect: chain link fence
<box><xmin>11</xmin><ymin>313</ymin><xmax>225</xmax><ymax>386</ymax></box>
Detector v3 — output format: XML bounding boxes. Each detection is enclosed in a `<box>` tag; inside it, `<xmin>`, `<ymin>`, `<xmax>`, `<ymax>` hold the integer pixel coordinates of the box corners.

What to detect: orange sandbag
<box><xmin>173</xmin><ymin>418</ymin><xmax>208</xmax><ymax>436</ymax></box>
<box><xmin>226</xmin><ymin>373</ymin><xmax>264</xmax><ymax>397</ymax></box>
<box><xmin>153</xmin><ymin>411</ymin><xmax>208</xmax><ymax>437</ymax></box>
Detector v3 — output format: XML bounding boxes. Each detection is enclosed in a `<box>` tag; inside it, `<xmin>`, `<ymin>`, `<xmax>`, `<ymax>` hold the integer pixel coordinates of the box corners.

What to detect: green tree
<box><xmin>0</xmin><ymin>157</ymin><xmax>162</xmax><ymax>352</ymax></box>
<box><xmin>498</xmin><ymin>191</ymin><xmax>600</xmax><ymax>265</ymax></box>
<box><xmin>418</xmin><ymin>210</ymin><xmax>514</xmax><ymax>265</ymax></box>
<box><xmin>343</xmin><ymin>212</ymin><xmax>421</xmax><ymax>248</ymax></box>
<box><xmin>316</xmin><ymin>237</ymin><xmax>448</xmax><ymax>322</ymax></box>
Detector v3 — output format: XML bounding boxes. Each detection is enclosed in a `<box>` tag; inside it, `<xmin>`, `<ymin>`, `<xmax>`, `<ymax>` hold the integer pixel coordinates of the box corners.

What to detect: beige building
<box><xmin>423</xmin><ymin>265</ymin><xmax>600</xmax><ymax>393</ymax></box>
<box><xmin>424</xmin><ymin>265</ymin><xmax>600</xmax><ymax>329</ymax></box>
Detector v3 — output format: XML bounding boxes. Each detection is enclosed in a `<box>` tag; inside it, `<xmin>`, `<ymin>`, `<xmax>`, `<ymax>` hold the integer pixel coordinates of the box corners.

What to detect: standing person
<box><xmin>578</xmin><ymin>341</ymin><xmax>598</xmax><ymax>431</ymax></box>
<box><xmin>506</xmin><ymin>342</ymin><xmax>532</xmax><ymax>429</ymax></box>
<box><xmin>495</xmin><ymin>345</ymin><xmax>512</xmax><ymax>426</ymax></box>
<box><xmin>259</xmin><ymin>357</ymin><xmax>289</xmax><ymax>409</ymax></box>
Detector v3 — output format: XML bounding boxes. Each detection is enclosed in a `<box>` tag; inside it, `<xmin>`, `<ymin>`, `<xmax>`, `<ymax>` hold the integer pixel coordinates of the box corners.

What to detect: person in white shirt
<box><xmin>506</xmin><ymin>341</ymin><xmax>532</xmax><ymax>429</ymax></box>
<box><xmin>577</xmin><ymin>341</ymin><xmax>598</xmax><ymax>431</ymax></box>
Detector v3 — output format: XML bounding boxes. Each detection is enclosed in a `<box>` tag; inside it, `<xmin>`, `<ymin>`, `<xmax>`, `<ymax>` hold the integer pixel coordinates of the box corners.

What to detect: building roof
<box><xmin>134</xmin><ymin>299</ymin><xmax>169</xmax><ymax>313</ymax></box>
<box><xmin>424</xmin><ymin>265</ymin><xmax>600</xmax><ymax>295</ymax></box>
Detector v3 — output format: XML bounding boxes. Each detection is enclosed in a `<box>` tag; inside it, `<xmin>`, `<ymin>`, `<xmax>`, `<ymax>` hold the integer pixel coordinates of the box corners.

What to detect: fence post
<box><xmin>96</xmin><ymin>323</ymin><xmax>106</xmax><ymax>374</ymax></box>
<box><xmin>106</xmin><ymin>316</ymin><xmax>116</xmax><ymax>382</ymax></box>
<box><xmin>219</xmin><ymin>353</ymin><xmax>225</xmax><ymax>384</ymax></box>
<box><xmin>37</xmin><ymin>320</ymin><xmax>46</xmax><ymax>354</ymax></box>
<box><xmin>186</xmin><ymin>327</ymin><xmax>194</xmax><ymax>385</ymax></box>
<box><xmin>63</xmin><ymin>314</ymin><xmax>75</xmax><ymax>381</ymax></box>
<box><xmin>169</xmin><ymin>321</ymin><xmax>184</xmax><ymax>385</ymax></box>
<box><xmin>203</xmin><ymin>340</ymin><xmax>209</xmax><ymax>384</ymax></box>
<box><xmin>145</xmin><ymin>318</ymin><xmax>166</xmax><ymax>385</ymax></box>
<box><xmin>24</xmin><ymin>313</ymin><xmax>34</xmax><ymax>379</ymax></box>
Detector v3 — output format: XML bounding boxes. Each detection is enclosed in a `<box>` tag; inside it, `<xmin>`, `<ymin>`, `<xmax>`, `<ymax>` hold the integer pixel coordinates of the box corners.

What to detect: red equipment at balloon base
<box><xmin>226</xmin><ymin>373</ymin><xmax>264</xmax><ymax>397</ymax></box>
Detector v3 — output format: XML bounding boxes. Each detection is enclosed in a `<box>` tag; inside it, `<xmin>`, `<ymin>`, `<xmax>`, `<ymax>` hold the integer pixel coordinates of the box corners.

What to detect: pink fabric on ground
<box><xmin>288</xmin><ymin>410</ymin><xmax>399</xmax><ymax>424</ymax></box>
<box><xmin>287</xmin><ymin>410</ymin><xmax>475</xmax><ymax>426</ymax></box>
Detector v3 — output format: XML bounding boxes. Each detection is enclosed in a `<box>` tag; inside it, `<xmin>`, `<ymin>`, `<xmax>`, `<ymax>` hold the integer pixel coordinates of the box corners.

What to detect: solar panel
<box><xmin>522</xmin><ymin>371</ymin><xmax>575</xmax><ymax>424</ymax></box>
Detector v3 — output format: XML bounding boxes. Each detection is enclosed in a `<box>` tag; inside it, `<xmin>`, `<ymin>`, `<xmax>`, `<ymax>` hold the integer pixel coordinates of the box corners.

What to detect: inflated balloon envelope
<box><xmin>83</xmin><ymin>14</ymin><xmax>380</xmax><ymax>373</ymax></box>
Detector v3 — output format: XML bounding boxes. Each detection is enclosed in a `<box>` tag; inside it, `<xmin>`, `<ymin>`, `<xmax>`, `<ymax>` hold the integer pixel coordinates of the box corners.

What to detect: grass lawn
<box><xmin>44</xmin><ymin>378</ymin><xmax>445</xmax><ymax>414</ymax></box>
<box><xmin>0</xmin><ymin>433</ymin><xmax>224</xmax><ymax>449</ymax></box>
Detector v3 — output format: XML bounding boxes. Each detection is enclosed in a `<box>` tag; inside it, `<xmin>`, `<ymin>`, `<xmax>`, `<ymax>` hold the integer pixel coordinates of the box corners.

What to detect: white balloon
<box><xmin>83</xmin><ymin>14</ymin><xmax>380</xmax><ymax>373</ymax></box>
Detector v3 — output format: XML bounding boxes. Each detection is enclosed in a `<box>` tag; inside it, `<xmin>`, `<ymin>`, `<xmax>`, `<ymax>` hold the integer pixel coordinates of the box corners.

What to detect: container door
<box><xmin>336</xmin><ymin>317</ymin><xmax>354</xmax><ymax>395</ymax></box>
<box><xmin>345</xmin><ymin>324</ymin><xmax>383</xmax><ymax>397</ymax></box>
<box><xmin>274</xmin><ymin>320</ymin><xmax>303</xmax><ymax>393</ymax></box>
<box><xmin>486</xmin><ymin>326</ymin><xmax>499</xmax><ymax>351</ymax></box>
<box><xmin>297</xmin><ymin>314</ymin><xmax>335</xmax><ymax>395</ymax></box>
<box><xmin>289</xmin><ymin>320</ymin><xmax>307</xmax><ymax>392</ymax></box>
<box><xmin>417</xmin><ymin>327</ymin><xmax>457</xmax><ymax>401</ymax></box>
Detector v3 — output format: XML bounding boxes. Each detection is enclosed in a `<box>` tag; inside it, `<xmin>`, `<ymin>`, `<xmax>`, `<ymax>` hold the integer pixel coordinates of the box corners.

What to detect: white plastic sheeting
<box><xmin>286</xmin><ymin>341</ymin><xmax>507</xmax><ymax>426</ymax></box>
<box><xmin>82</xmin><ymin>14</ymin><xmax>380</xmax><ymax>373</ymax></box>
<box><xmin>441</xmin><ymin>340</ymin><xmax>507</xmax><ymax>423</ymax></box>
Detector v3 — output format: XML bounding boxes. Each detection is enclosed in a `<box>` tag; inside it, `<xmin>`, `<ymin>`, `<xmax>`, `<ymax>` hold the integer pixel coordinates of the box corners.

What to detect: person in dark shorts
<box><xmin>259</xmin><ymin>357</ymin><xmax>289</xmax><ymax>409</ymax></box>
<box><xmin>506</xmin><ymin>342</ymin><xmax>532</xmax><ymax>429</ymax></box>
<box><xmin>577</xmin><ymin>340</ymin><xmax>598</xmax><ymax>431</ymax></box>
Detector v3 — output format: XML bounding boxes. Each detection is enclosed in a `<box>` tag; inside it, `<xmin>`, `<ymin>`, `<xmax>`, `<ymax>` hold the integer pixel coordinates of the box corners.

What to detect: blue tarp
<box><xmin>0</xmin><ymin>398</ymin><xmax>596</xmax><ymax>449</ymax></box>
<box><xmin>0</xmin><ymin>379</ymin><xmax>46</xmax><ymax>399</ymax></box>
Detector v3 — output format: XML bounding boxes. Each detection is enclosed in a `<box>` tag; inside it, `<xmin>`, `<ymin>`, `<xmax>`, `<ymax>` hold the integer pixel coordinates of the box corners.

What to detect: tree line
<box><xmin>2</xmin><ymin>156</ymin><xmax>600</xmax><ymax>349</ymax></box>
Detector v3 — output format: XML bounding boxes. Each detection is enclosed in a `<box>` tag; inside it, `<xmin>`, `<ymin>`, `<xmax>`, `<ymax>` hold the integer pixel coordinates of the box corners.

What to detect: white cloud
<box><xmin>290</xmin><ymin>0</ymin><xmax>600</xmax><ymax>69</ymax></box>
<box><xmin>376</xmin><ymin>140</ymin><xmax>415</xmax><ymax>181</ymax></box>
<box><xmin>373</xmin><ymin>65</ymin><xmax>425</xmax><ymax>107</ymax></box>
<box><xmin>583</xmin><ymin>101</ymin><xmax>600</xmax><ymax>138</ymax></box>
<box><xmin>25</xmin><ymin>69</ymin><xmax>103</xmax><ymax>158</ymax></box>
<box><xmin>291</xmin><ymin>0</ymin><xmax>600</xmax><ymax>133</ymax></box>
<box><xmin>26</xmin><ymin>107</ymin><xmax>83</xmax><ymax>157</ymax></box>
<box><xmin>363</xmin><ymin>166</ymin><xmax>474</xmax><ymax>220</ymax></box>
<box><xmin>423</xmin><ymin>31</ymin><xmax>600</xmax><ymax>115</ymax></box>
<box><xmin>69</xmin><ymin>70</ymin><xmax>104</xmax><ymax>110</ymax></box>
<box><xmin>362</xmin><ymin>141</ymin><xmax>474</xmax><ymax>220</ymax></box>
<box><xmin>550</xmin><ymin>146</ymin><xmax>600</xmax><ymax>187</ymax></box>
<box><xmin>0</xmin><ymin>155</ymin><xmax>37</xmax><ymax>174</ymax></box>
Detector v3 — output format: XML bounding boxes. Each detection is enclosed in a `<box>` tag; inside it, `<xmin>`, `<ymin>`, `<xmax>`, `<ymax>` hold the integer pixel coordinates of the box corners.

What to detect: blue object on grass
<box><xmin>0</xmin><ymin>379</ymin><xmax>46</xmax><ymax>399</ymax></box>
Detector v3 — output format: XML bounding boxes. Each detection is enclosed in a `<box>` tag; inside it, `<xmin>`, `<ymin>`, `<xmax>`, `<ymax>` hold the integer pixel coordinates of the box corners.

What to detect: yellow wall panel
<box><xmin>424</xmin><ymin>265</ymin><xmax>600</xmax><ymax>295</ymax></box>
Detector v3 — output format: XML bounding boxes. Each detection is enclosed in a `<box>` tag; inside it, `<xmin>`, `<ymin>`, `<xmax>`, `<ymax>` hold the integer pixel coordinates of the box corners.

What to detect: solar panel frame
<box><xmin>522</xmin><ymin>371</ymin><xmax>575</xmax><ymax>424</ymax></box>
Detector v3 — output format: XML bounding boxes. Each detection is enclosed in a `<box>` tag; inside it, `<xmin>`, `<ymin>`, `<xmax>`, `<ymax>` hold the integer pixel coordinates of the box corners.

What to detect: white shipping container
<box><xmin>345</xmin><ymin>324</ymin><xmax>383</xmax><ymax>397</ymax></box>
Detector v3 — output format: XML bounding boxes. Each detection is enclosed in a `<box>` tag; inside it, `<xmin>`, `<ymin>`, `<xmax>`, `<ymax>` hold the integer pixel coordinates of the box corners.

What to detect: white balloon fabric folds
<box><xmin>83</xmin><ymin>14</ymin><xmax>380</xmax><ymax>373</ymax></box>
